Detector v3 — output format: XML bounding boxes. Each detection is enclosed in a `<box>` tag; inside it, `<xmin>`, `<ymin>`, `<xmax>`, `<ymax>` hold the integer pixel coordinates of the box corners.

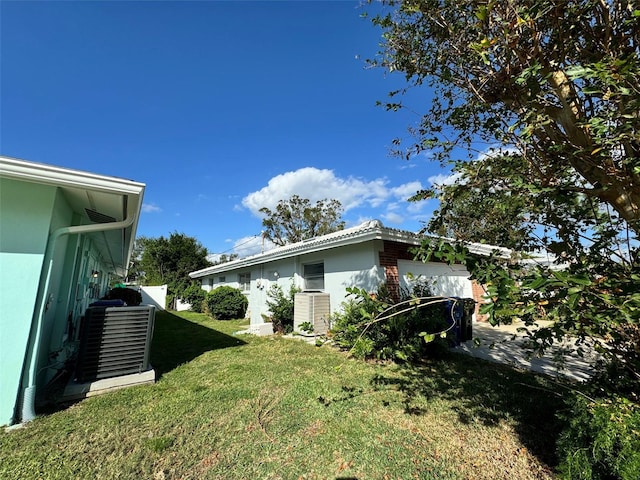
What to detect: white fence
<box><xmin>139</xmin><ymin>285</ymin><xmax>167</xmax><ymax>311</ymax></box>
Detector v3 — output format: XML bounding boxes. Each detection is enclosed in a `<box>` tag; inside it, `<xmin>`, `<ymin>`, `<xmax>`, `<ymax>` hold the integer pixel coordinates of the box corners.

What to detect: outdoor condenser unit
<box><xmin>293</xmin><ymin>292</ymin><xmax>330</xmax><ymax>335</ymax></box>
<box><xmin>75</xmin><ymin>305</ymin><xmax>155</xmax><ymax>382</ymax></box>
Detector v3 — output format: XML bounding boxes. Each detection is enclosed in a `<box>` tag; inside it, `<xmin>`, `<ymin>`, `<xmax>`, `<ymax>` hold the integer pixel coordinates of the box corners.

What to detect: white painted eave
<box><xmin>1</xmin><ymin>156</ymin><xmax>146</xmax><ymax>276</ymax></box>
<box><xmin>189</xmin><ymin>220</ymin><xmax>511</xmax><ymax>279</ymax></box>
<box><xmin>0</xmin><ymin>156</ymin><xmax>145</xmax><ymax>196</ymax></box>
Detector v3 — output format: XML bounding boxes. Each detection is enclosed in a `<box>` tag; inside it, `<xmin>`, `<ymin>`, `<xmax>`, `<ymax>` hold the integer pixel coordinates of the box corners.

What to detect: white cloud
<box><xmin>207</xmin><ymin>253</ymin><xmax>222</xmax><ymax>264</ymax></box>
<box><xmin>241</xmin><ymin>167</ymin><xmax>391</xmax><ymax>215</ymax></box>
<box><xmin>241</xmin><ymin>168</ymin><xmax>426</xmax><ymax>220</ymax></box>
<box><xmin>381</xmin><ymin>211</ymin><xmax>405</xmax><ymax>225</ymax></box>
<box><xmin>232</xmin><ymin>235</ymin><xmax>277</xmax><ymax>257</ymax></box>
<box><xmin>406</xmin><ymin>200</ymin><xmax>428</xmax><ymax>214</ymax></box>
<box><xmin>353</xmin><ymin>215</ymin><xmax>374</xmax><ymax>226</ymax></box>
<box><xmin>428</xmin><ymin>172</ymin><xmax>462</xmax><ymax>187</ymax></box>
<box><xmin>476</xmin><ymin>145</ymin><xmax>520</xmax><ymax>162</ymax></box>
<box><xmin>390</xmin><ymin>181</ymin><xmax>423</xmax><ymax>200</ymax></box>
<box><xmin>141</xmin><ymin>203</ymin><xmax>162</xmax><ymax>213</ymax></box>
<box><xmin>428</xmin><ymin>146</ymin><xmax>522</xmax><ymax>188</ymax></box>
<box><xmin>398</xmin><ymin>163</ymin><xmax>417</xmax><ymax>170</ymax></box>
<box><xmin>234</xmin><ymin>168</ymin><xmax>432</xmax><ymax>251</ymax></box>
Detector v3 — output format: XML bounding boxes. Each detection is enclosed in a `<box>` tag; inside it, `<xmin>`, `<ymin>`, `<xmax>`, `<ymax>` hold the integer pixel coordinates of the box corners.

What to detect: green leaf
<box><xmin>565</xmin><ymin>65</ymin><xmax>595</xmax><ymax>79</ymax></box>
<box><xmin>568</xmin><ymin>275</ymin><xmax>592</xmax><ymax>286</ymax></box>
<box><xmin>422</xmin><ymin>333</ymin><xmax>436</xmax><ymax>343</ymax></box>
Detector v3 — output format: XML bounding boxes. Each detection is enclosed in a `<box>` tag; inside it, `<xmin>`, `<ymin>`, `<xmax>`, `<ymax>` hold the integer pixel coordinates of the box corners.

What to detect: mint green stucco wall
<box><xmin>0</xmin><ymin>177</ymin><xmax>56</xmax><ymax>426</ymax></box>
<box><xmin>34</xmin><ymin>188</ymin><xmax>74</xmax><ymax>390</ymax></box>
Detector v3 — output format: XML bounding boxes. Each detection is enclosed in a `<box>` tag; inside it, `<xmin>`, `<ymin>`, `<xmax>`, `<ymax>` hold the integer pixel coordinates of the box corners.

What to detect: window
<box><xmin>219</xmin><ymin>276</ymin><xmax>225</xmax><ymax>283</ymax></box>
<box><xmin>238</xmin><ymin>272</ymin><xmax>251</xmax><ymax>291</ymax></box>
<box><xmin>303</xmin><ymin>263</ymin><xmax>324</xmax><ymax>290</ymax></box>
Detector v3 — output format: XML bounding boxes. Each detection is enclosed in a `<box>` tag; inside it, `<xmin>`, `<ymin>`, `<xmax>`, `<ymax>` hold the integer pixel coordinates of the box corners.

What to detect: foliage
<box><xmin>416</xmin><ymin>238</ymin><xmax>640</xmax><ymax>399</ymax></box>
<box><xmin>265</xmin><ymin>283</ymin><xmax>301</xmax><ymax>334</ymax></box>
<box><xmin>102</xmin><ymin>287</ymin><xmax>142</xmax><ymax>306</ymax></box>
<box><xmin>557</xmin><ymin>395</ymin><xmax>640</xmax><ymax>480</ymax></box>
<box><xmin>298</xmin><ymin>321</ymin><xmax>314</xmax><ymax>333</ymax></box>
<box><xmin>181</xmin><ymin>282</ymin><xmax>206</xmax><ymax>313</ymax></box>
<box><xmin>211</xmin><ymin>253</ymin><xmax>239</xmax><ymax>265</ymax></box>
<box><xmin>369</xmin><ymin>0</ymin><xmax>640</xmax><ymax>227</ymax></box>
<box><xmin>370</xmin><ymin>0</ymin><xmax>640</xmax><ymax>396</ymax></box>
<box><xmin>422</xmin><ymin>151</ymin><xmax>533</xmax><ymax>250</ymax></box>
<box><xmin>260</xmin><ymin>195</ymin><xmax>346</xmax><ymax>246</ymax></box>
<box><xmin>165</xmin><ymin>293</ymin><xmax>175</xmax><ymax>311</ymax></box>
<box><xmin>205</xmin><ymin>286</ymin><xmax>248</xmax><ymax>320</ymax></box>
<box><xmin>137</xmin><ymin>233</ymin><xmax>211</xmax><ymax>303</ymax></box>
<box><xmin>330</xmin><ymin>284</ymin><xmax>452</xmax><ymax>361</ymax></box>
<box><xmin>124</xmin><ymin>238</ymin><xmax>145</xmax><ymax>284</ymax></box>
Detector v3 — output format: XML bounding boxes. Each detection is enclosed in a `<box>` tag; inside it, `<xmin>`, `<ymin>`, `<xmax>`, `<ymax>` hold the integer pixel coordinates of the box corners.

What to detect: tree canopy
<box><xmin>260</xmin><ymin>195</ymin><xmax>346</xmax><ymax>246</ymax></box>
<box><xmin>137</xmin><ymin>233</ymin><xmax>211</xmax><ymax>299</ymax></box>
<box><xmin>369</xmin><ymin>0</ymin><xmax>640</xmax><ymax>397</ymax></box>
<box><xmin>371</xmin><ymin>0</ymin><xmax>639</xmax><ymax>228</ymax></box>
<box><xmin>422</xmin><ymin>151</ymin><xmax>532</xmax><ymax>250</ymax></box>
<box><xmin>211</xmin><ymin>253</ymin><xmax>239</xmax><ymax>265</ymax></box>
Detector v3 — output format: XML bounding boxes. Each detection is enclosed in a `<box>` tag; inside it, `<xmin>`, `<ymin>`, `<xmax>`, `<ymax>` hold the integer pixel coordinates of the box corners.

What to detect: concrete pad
<box><xmin>236</xmin><ymin>322</ymin><xmax>274</xmax><ymax>336</ymax></box>
<box><xmin>62</xmin><ymin>369</ymin><xmax>156</xmax><ymax>401</ymax></box>
<box><xmin>454</xmin><ymin>321</ymin><xmax>599</xmax><ymax>382</ymax></box>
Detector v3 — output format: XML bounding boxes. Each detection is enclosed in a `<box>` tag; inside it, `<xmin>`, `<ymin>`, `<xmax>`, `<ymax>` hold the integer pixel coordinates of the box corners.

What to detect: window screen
<box><xmin>238</xmin><ymin>272</ymin><xmax>251</xmax><ymax>291</ymax></box>
<box><xmin>303</xmin><ymin>263</ymin><xmax>324</xmax><ymax>290</ymax></box>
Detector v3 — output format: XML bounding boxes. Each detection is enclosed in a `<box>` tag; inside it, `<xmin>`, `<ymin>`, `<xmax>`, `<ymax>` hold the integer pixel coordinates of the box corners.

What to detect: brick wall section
<box><xmin>471</xmin><ymin>279</ymin><xmax>489</xmax><ymax>322</ymax></box>
<box><xmin>379</xmin><ymin>241</ymin><xmax>414</xmax><ymax>301</ymax></box>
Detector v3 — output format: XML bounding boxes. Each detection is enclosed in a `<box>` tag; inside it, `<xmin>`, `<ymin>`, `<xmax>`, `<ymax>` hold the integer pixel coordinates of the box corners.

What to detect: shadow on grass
<box><xmin>151</xmin><ymin>310</ymin><xmax>246</xmax><ymax>377</ymax></box>
<box><xmin>368</xmin><ymin>352</ymin><xmax>567</xmax><ymax>468</ymax></box>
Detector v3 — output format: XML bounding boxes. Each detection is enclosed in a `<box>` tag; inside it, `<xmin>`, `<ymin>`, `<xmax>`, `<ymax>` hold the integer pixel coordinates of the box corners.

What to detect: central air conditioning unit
<box><xmin>293</xmin><ymin>292</ymin><xmax>330</xmax><ymax>335</ymax></box>
<box><xmin>75</xmin><ymin>305</ymin><xmax>156</xmax><ymax>382</ymax></box>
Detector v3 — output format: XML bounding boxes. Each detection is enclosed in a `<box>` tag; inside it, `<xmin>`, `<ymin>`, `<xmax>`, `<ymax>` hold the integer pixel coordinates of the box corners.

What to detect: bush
<box><xmin>103</xmin><ymin>287</ymin><xmax>142</xmax><ymax>306</ymax></box>
<box><xmin>206</xmin><ymin>286</ymin><xmax>248</xmax><ymax>320</ymax></box>
<box><xmin>166</xmin><ymin>293</ymin><xmax>175</xmax><ymax>310</ymax></box>
<box><xmin>557</xmin><ymin>395</ymin><xmax>640</xmax><ymax>480</ymax></box>
<box><xmin>182</xmin><ymin>282</ymin><xmax>206</xmax><ymax>313</ymax></box>
<box><xmin>265</xmin><ymin>283</ymin><xmax>300</xmax><ymax>334</ymax></box>
<box><xmin>330</xmin><ymin>283</ymin><xmax>451</xmax><ymax>362</ymax></box>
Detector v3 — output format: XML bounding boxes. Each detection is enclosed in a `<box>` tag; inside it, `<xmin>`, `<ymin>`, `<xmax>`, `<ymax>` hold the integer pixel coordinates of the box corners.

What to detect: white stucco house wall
<box><xmin>189</xmin><ymin>220</ymin><xmax>510</xmax><ymax>334</ymax></box>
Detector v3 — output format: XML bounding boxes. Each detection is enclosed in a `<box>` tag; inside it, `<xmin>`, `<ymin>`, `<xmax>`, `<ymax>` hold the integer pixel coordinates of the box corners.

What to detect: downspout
<box><xmin>20</xmin><ymin>208</ymin><xmax>134</xmax><ymax>423</ymax></box>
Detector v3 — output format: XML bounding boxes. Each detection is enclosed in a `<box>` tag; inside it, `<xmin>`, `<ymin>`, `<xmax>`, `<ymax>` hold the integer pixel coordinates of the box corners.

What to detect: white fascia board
<box><xmin>419</xmin><ymin>233</ymin><xmax>512</xmax><ymax>259</ymax></box>
<box><xmin>0</xmin><ymin>156</ymin><xmax>145</xmax><ymax>196</ymax></box>
<box><xmin>190</xmin><ymin>226</ymin><xmax>422</xmax><ymax>279</ymax></box>
<box><xmin>189</xmin><ymin>222</ymin><xmax>511</xmax><ymax>279</ymax></box>
<box><xmin>122</xmin><ymin>189</ymin><xmax>145</xmax><ymax>272</ymax></box>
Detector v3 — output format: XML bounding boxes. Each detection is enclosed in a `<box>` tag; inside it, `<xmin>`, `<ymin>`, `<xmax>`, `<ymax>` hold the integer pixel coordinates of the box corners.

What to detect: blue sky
<box><xmin>1</xmin><ymin>0</ymin><xmax>448</xmax><ymax>258</ymax></box>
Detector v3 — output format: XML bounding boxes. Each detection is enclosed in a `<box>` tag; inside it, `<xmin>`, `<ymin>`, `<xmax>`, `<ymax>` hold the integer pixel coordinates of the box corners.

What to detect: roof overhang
<box><xmin>189</xmin><ymin>220</ymin><xmax>512</xmax><ymax>279</ymax></box>
<box><xmin>0</xmin><ymin>156</ymin><xmax>145</xmax><ymax>276</ymax></box>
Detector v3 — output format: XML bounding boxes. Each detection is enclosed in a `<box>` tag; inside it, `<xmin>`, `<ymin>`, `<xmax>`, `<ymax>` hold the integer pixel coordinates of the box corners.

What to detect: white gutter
<box><xmin>189</xmin><ymin>225</ymin><xmax>512</xmax><ymax>279</ymax></box>
<box><xmin>20</xmin><ymin>208</ymin><xmax>135</xmax><ymax>423</ymax></box>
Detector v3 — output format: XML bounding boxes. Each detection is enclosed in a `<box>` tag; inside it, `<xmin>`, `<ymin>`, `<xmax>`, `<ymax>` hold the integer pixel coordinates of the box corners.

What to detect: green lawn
<box><xmin>0</xmin><ymin>310</ymin><xmax>568</xmax><ymax>479</ymax></box>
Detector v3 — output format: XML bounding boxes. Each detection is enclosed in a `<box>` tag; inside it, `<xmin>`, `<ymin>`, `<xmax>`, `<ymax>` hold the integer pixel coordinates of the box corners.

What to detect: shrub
<box><xmin>330</xmin><ymin>283</ymin><xmax>451</xmax><ymax>362</ymax></box>
<box><xmin>182</xmin><ymin>282</ymin><xmax>206</xmax><ymax>313</ymax></box>
<box><xmin>103</xmin><ymin>287</ymin><xmax>142</xmax><ymax>306</ymax></box>
<box><xmin>557</xmin><ymin>395</ymin><xmax>640</xmax><ymax>480</ymax></box>
<box><xmin>206</xmin><ymin>286</ymin><xmax>248</xmax><ymax>320</ymax></box>
<box><xmin>266</xmin><ymin>283</ymin><xmax>301</xmax><ymax>334</ymax></box>
<box><xmin>166</xmin><ymin>293</ymin><xmax>175</xmax><ymax>310</ymax></box>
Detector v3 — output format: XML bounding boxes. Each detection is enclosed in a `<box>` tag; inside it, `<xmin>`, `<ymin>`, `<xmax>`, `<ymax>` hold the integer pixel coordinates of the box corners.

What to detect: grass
<box><xmin>0</xmin><ymin>310</ymin><xmax>570</xmax><ymax>479</ymax></box>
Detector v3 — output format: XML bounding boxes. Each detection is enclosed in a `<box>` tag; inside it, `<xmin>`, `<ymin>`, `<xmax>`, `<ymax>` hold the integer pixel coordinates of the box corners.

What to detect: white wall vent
<box><xmin>293</xmin><ymin>292</ymin><xmax>330</xmax><ymax>335</ymax></box>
